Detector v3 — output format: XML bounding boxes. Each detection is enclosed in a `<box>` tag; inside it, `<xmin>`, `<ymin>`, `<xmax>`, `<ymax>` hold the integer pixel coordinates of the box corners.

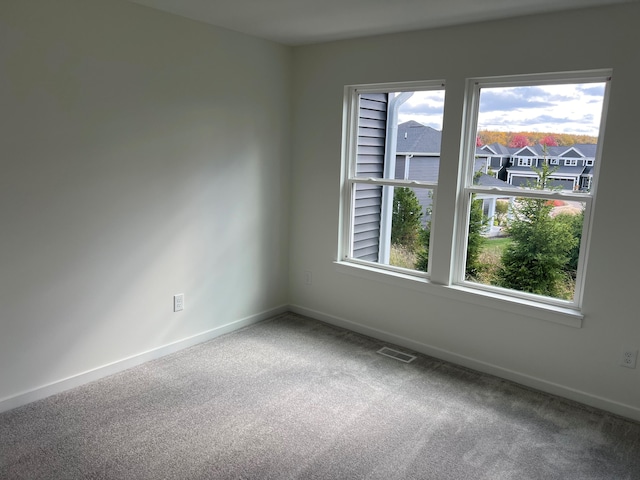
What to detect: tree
<box><xmin>554</xmin><ymin>210</ymin><xmax>584</xmax><ymax>272</ymax></box>
<box><xmin>391</xmin><ymin>187</ymin><xmax>423</xmax><ymax>250</ymax></box>
<box><xmin>477</xmin><ymin>130</ymin><xmax>597</xmax><ymax>148</ymax></box>
<box><xmin>414</xmin><ymin>227</ymin><xmax>430</xmax><ymax>273</ymax></box>
<box><xmin>496</xmin><ymin>162</ymin><xmax>578</xmax><ymax>298</ymax></box>
<box><xmin>478</xmin><ymin>130</ymin><xmax>508</xmax><ymax>146</ymax></box>
<box><xmin>466</xmin><ymin>196</ymin><xmax>489</xmax><ymax>278</ymax></box>
<box><xmin>509</xmin><ymin>133</ymin><xmax>529</xmax><ymax>148</ymax></box>
<box><xmin>476</xmin><ymin>136</ymin><xmax>483</xmax><ymax>147</ymax></box>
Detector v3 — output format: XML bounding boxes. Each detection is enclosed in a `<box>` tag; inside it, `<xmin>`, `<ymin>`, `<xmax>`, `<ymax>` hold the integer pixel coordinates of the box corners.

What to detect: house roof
<box><xmin>476</xmin><ymin>173</ymin><xmax>510</xmax><ymax>188</ymax></box>
<box><xmin>568</xmin><ymin>144</ymin><xmax>598</xmax><ymax>157</ymax></box>
<box><xmin>512</xmin><ymin>143</ymin><xmax>598</xmax><ymax>159</ymax></box>
<box><xmin>397</xmin><ymin>122</ymin><xmax>598</xmax><ymax>165</ymax></box>
<box><xmin>482</xmin><ymin>143</ymin><xmax>514</xmax><ymax>156</ymax></box>
<box><xmin>513</xmin><ymin>145</ymin><xmax>568</xmax><ymax>157</ymax></box>
<box><xmin>396</xmin><ymin>121</ymin><xmax>442</xmax><ymax>154</ymax></box>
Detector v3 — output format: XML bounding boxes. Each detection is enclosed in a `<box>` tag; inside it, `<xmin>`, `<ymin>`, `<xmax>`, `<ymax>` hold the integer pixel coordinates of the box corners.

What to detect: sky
<box><xmin>397</xmin><ymin>82</ymin><xmax>606</xmax><ymax>137</ymax></box>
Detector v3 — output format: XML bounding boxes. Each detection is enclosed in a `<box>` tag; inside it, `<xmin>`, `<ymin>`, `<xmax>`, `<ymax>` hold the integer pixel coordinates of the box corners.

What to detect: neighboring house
<box><xmin>395</xmin><ymin>121</ymin><xmax>510</xmax><ymax>231</ymax></box>
<box><xmin>475</xmin><ymin>142</ymin><xmax>597</xmax><ymax>191</ymax></box>
<box><xmin>353</xmin><ymin>116</ymin><xmax>597</xmax><ymax>262</ymax></box>
<box><xmin>393</xmin><ymin>121</ymin><xmax>598</xmax><ymax>235</ymax></box>
<box><xmin>394</xmin><ymin>120</ymin><xmax>441</xmax><ymax>225</ymax></box>
<box><xmin>476</xmin><ymin>143</ymin><xmax>515</xmax><ymax>181</ymax></box>
<box><xmin>398</xmin><ymin>120</ymin><xmax>599</xmax><ymax>198</ymax></box>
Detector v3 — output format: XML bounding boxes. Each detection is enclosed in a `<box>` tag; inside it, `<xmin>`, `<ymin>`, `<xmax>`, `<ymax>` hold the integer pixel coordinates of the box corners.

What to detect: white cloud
<box><xmin>393</xmin><ymin>83</ymin><xmax>606</xmax><ymax>137</ymax></box>
<box><xmin>477</xmin><ymin>83</ymin><xmax>606</xmax><ymax>136</ymax></box>
<box><xmin>397</xmin><ymin>90</ymin><xmax>445</xmax><ymax>130</ymax></box>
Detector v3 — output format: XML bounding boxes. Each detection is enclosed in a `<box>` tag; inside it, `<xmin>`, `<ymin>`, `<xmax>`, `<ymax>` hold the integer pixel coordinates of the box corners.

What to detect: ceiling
<box><xmin>125</xmin><ymin>0</ymin><xmax>634</xmax><ymax>45</ymax></box>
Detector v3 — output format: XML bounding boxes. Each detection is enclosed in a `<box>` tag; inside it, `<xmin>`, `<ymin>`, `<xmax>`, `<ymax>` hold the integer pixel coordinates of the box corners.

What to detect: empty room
<box><xmin>1</xmin><ymin>0</ymin><xmax>639</xmax><ymax>478</ymax></box>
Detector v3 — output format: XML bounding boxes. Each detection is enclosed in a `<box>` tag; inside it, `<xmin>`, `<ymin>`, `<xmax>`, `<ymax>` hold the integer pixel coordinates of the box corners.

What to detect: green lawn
<box><xmin>482</xmin><ymin>236</ymin><xmax>512</xmax><ymax>254</ymax></box>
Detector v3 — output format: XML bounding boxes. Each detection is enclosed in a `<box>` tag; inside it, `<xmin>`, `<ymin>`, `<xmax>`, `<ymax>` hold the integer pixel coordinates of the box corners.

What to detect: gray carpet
<box><xmin>1</xmin><ymin>313</ymin><xmax>639</xmax><ymax>480</ymax></box>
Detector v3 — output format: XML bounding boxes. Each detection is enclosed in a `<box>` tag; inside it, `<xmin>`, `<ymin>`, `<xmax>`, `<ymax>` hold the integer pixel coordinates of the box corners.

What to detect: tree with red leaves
<box><xmin>540</xmin><ymin>135</ymin><xmax>558</xmax><ymax>147</ymax></box>
<box><xmin>476</xmin><ymin>136</ymin><xmax>483</xmax><ymax>147</ymax></box>
<box><xmin>509</xmin><ymin>134</ymin><xmax>529</xmax><ymax>148</ymax></box>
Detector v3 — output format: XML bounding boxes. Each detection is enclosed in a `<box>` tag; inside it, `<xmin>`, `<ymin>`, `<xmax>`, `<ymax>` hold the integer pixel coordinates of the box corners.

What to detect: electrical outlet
<box><xmin>620</xmin><ymin>349</ymin><xmax>638</xmax><ymax>368</ymax></box>
<box><xmin>174</xmin><ymin>293</ymin><xmax>184</xmax><ymax>312</ymax></box>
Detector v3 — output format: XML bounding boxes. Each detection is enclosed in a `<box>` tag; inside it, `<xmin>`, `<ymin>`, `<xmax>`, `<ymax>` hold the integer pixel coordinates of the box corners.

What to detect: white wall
<box><xmin>2</xmin><ymin>0</ymin><xmax>638</xmax><ymax>422</ymax></box>
<box><xmin>0</xmin><ymin>0</ymin><xmax>291</xmax><ymax>406</ymax></box>
<box><xmin>290</xmin><ymin>3</ymin><xmax>640</xmax><ymax>420</ymax></box>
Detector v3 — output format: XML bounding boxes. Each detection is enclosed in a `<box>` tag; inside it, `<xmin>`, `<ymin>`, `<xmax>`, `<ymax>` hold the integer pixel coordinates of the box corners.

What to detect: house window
<box><xmin>340</xmin><ymin>71</ymin><xmax>609</xmax><ymax>317</ymax></box>
<box><xmin>550</xmin><ymin>159</ymin><xmax>559</xmax><ymax>165</ymax></box>
<box><xmin>459</xmin><ymin>71</ymin><xmax>609</xmax><ymax>308</ymax></box>
<box><xmin>565</xmin><ymin>159</ymin><xmax>578</xmax><ymax>166</ymax></box>
<box><xmin>517</xmin><ymin>158</ymin><xmax>533</xmax><ymax>167</ymax></box>
<box><xmin>341</xmin><ymin>81</ymin><xmax>445</xmax><ymax>275</ymax></box>
<box><xmin>586</xmin><ymin>159</ymin><xmax>594</xmax><ymax>166</ymax></box>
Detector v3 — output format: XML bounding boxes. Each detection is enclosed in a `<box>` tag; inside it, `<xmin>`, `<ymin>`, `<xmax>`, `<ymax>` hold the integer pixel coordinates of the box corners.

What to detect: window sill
<box><xmin>334</xmin><ymin>260</ymin><xmax>583</xmax><ymax>328</ymax></box>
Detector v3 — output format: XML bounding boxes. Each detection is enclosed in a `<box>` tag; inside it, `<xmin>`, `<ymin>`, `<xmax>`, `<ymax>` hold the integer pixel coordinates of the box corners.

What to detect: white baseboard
<box><xmin>4</xmin><ymin>303</ymin><xmax>639</xmax><ymax>423</ymax></box>
<box><xmin>289</xmin><ymin>304</ymin><xmax>640</xmax><ymax>423</ymax></box>
<box><xmin>0</xmin><ymin>305</ymin><xmax>288</xmax><ymax>414</ymax></box>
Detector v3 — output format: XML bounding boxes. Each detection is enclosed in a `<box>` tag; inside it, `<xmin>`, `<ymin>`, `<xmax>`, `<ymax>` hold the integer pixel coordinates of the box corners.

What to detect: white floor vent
<box><xmin>377</xmin><ymin>347</ymin><xmax>417</xmax><ymax>363</ymax></box>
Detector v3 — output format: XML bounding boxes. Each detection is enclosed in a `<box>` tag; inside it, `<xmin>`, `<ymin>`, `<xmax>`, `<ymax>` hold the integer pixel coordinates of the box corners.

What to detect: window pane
<box><xmin>352</xmin><ymin>183</ymin><xmax>383</xmax><ymax>262</ymax></box>
<box><xmin>351</xmin><ymin>183</ymin><xmax>433</xmax><ymax>273</ymax></box>
<box><xmin>466</xmin><ymin>194</ymin><xmax>586</xmax><ymax>301</ymax></box>
<box><xmin>348</xmin><ymin>86</ymin><xmax>444</xmax><ymax>275</ymax></box>
<box><xmin>356</xmin><ymin>93</ymin><xmax>388</xmax><ymax>179</ymax></box>
<box><xmin>355</xmin><ymin>90</ymin><xmax>445</xmax><ymax>180</ymax></box>
<box><xmin>465</xmin><ymin>78</ymin><xmax>607</xmax><ymax>303</ymax></box>
<box><xmin>389</xmin><ymin>186</ymin><xmax>433</xmax><ymax>272</ymax></box>
<box><xmin>475</xmin><ymin>83</ymin><xmax>605</xmax><ymax>194</ymax></box>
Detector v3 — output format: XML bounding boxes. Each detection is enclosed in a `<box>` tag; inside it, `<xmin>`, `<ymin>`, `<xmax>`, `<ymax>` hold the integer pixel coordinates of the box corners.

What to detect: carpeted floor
<box><xmin>1</xmin><ymin>313</ymin><xmax>639</xmax><ymax>479</ymax></box>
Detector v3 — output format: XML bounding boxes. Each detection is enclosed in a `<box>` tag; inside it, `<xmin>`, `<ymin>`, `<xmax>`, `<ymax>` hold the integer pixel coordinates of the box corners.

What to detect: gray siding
<box><xmin>407</xmin><ymin>157</ymin><xmax>440</xmax><ymax>183</ymax></box>
<box><xmin>395</xmin><ymin>156</ymin><xmax>407</xmax><ymax>179</ymax></box>
<box><xmin>394</xmin><ymin>155</ymin><xmax>436</xmax><ymax>227</ymax></box>
<box><xmin>355</xmin><ymin>94</ymin><xmax>387</xmax><ymax>179</ymax></box>
<box><xmin>562</xmin><ymin>149</ymin><xmax>582</xmax><ymax>158</ymax></box>
<box><xmin>353</xmin><ymin>93</ymin><xmax>387</xmax><ymax>261</ymax></box>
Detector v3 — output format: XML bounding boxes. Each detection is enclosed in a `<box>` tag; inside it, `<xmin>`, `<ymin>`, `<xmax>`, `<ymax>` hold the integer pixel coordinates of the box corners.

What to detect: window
<box><xmin>341</xmin><ymin>81</ymin><xmax>445</xmax><ymax>275</ymax></box>
<box><xmin>458</xmin><ymin>72</ymin><xmax>609</xmax><ymax>309</ymax></box>
<box><xmin>517</xmin><ymin>158</ymin><xmax>533</xmax><ymax>167</ymax></box>
<box><xmin>340</xmin><ymin>71</ymin><xmax>610</xmax><ymax>316</ymax></box>
<box><xmin>565</xmin><ymin>159</ymin><xmax>578</xmax><ymax>166</ymax></box>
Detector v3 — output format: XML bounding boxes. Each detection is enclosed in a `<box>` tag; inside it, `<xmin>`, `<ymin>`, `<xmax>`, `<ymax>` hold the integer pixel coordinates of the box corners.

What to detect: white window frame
<box><xmin>339</xmin><ymin>80</ymin><xmax>445</xmax><ymax>278</ymax></box>
<box><xmin>338</xmin><ymin>70</ymin><xmax>610</xmax><ymax>325</ymax></box>
<box><xmin>455</xmin><ymin>70</ymin><xmax>611</xmax><ymax>311</ymax></box>
<box><xmin>565</xmin><ymin>159</ymin><xmax>578</xmax><ymax>166</ymax></box>
<box><xmin>517</xmin><ymin>158</ymin><xmax>533</xmax><ymax>167</ymax></box>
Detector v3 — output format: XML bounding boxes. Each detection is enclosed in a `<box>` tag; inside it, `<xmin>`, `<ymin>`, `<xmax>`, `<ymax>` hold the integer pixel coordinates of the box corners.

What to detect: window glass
<box><xmin>340</xmin><ymin>72</ymin><xmax>609</xmax><ymax>313</ymax></box>
<box><xmin>465</xmin><ymin>78</ymin><xmax>608</xmax><ymax>303</ymax></box>
<box><xmin>346</xmin><ymin>86</ymin><xmax>445</xmax><ymax>274</ymax></box>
